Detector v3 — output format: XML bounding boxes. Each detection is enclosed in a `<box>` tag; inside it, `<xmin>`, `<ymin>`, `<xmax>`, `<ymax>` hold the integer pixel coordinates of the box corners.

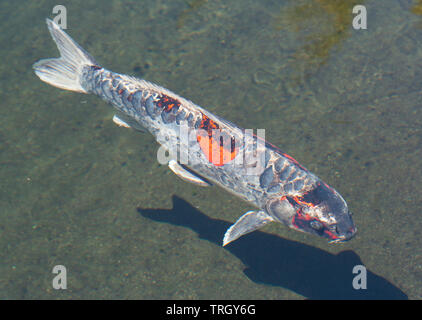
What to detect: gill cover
<box><xmin>267</xmin><ymin>182</ymin><xmax>356</xmax><ymax>242</ymax></box>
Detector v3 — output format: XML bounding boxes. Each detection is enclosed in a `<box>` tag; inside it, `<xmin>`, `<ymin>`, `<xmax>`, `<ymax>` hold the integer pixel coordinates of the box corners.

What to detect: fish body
<box><xmin>34</xmin><ymin>19</ymin><xmax>356</xmax><ymax>245</ymax></box>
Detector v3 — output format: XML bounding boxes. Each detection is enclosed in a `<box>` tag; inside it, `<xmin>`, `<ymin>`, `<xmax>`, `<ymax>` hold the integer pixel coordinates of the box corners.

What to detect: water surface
<box><xmin>0</xmin><ymin>0</ymin><xmax>420</xmax><ymax>299</ymax></box>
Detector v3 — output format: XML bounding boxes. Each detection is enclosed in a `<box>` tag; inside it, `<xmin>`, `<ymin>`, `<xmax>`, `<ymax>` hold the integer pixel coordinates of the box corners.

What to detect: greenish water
<box><xmin>0</xmin><ymin>0</ymin><xmax>421</xmax><ymax>299</ymax></box>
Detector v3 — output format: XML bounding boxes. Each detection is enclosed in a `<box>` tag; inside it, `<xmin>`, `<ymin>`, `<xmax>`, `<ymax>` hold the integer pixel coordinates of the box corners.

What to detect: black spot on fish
<box><xmin>260</xmin><ymin>165</ymin><xmax>274</xmax><ymax>189</ymax></box>
<box><xmin>300</xmin><ymin>184</ymin><xmax>324</xmax><ymax>206</ymax></box>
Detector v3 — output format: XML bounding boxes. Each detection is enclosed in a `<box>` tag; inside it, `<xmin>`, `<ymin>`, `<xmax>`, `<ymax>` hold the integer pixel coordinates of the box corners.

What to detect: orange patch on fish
<box><xmin>196</xmin><ymin>114</ymin><xmax>237</xmax><ymax>166</ymax></box>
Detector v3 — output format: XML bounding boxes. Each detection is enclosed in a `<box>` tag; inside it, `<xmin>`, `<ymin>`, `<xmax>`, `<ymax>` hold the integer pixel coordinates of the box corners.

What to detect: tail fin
<box><xmin>33</xmin><ymin>19</ymin><xmax>99</xmax><ymax>93</ymax></box>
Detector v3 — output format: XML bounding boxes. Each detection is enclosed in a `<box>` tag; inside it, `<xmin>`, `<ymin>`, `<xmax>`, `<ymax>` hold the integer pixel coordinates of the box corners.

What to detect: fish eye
<box><xmin>310</xmin><ymin>220</ymin><xmax>323</xmax><ymax>230</ymax></box>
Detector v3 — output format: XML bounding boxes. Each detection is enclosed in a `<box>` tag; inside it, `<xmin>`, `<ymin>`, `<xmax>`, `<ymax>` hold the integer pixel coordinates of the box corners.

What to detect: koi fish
<box><xmin>33</xmin><ymin>19</ymin><xmax>356</xmax><ymax>245</ymax></box>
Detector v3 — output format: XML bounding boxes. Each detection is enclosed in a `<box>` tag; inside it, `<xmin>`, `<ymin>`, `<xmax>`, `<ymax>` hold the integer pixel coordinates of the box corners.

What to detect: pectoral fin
<box><xmin>112</xmin><ymin>113</ymin><xmax>146</xmax><ymax>133</ymax></box>
<box><xmin>168</xmin><ymin>160</ymin><xmax>211</xmax><ymax>187</ymax></box>
<box><xmin>223</xmin><ymin>210</ymin><xmax>274</xmax><ymax>246</ymax></box>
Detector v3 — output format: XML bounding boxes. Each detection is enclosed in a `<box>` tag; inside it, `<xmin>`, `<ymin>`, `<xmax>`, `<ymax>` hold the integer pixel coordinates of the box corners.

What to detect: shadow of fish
<box><xmin>139</xmin><ymin>196</ymin><xmax>407</xmax><ymax>300</ymax></box>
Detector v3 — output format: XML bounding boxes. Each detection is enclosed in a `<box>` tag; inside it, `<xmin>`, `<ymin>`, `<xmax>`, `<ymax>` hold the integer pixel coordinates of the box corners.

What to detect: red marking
<box><xmin>292</xmin><ymin>208</ymin><xmax>313</xmax><ymax>226</ymax></box>
<box><xmin>156</xmin><ymin>95</ymin><xmax>181</xmax><ymax>112</ymax></box>
<box><xmin>118</xmin><ymin>89</ymin><xmax>124</xmax><ymax>95</ymax></box>
<box><xmin>292</xmin><ymin>195</ymin><xmax>316</xmax><ymax>208</ymax></box>
<box><xmin>323</xmin><ymin>228</ymin><xmax>338</xmax><ymax>240</ymax></box>
<box><xmin>322</xmin><ymin>181</ymin><xmax>336</xmax><ymax>193</ymax></box>
<box><xmin>127</xmin><ymin>93</ymin><xmax>133</xmax><ymax>102</ymax></box>
<box><xmin>196</xmin><ymin>113</ymin><xmax>237</xmax><ymax>166</ymax></box>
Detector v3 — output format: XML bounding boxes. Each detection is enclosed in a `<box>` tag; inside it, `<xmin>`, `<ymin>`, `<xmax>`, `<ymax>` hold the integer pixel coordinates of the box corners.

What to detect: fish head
<box><xmin>288</xmin><ymin>182</ymin><xmax>356</xmax><ymax>242</ymax></box>
<box><xmin>267</xmin><ymin>182</ymin><xmax>356</xmax><ymax>242</ymax></box>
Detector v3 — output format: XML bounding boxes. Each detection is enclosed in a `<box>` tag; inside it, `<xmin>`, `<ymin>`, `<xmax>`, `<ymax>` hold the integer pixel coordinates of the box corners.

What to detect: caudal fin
<box><xmin>33</xmin><ymin>19</ymin><xmax>99</xmax><ymax>93</ymax></box>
